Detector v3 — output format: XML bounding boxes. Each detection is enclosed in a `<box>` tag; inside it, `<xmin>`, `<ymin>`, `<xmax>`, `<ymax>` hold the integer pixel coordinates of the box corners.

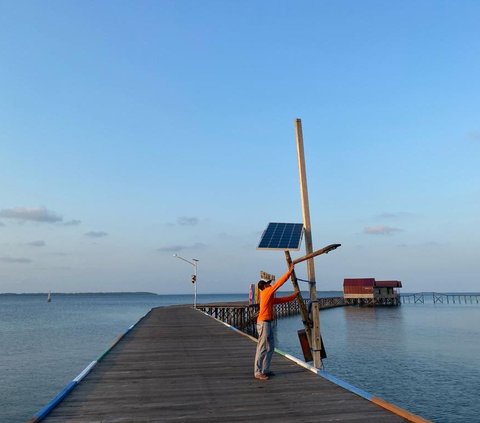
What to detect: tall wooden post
<box><xmin>295</xmin><ymin>118</ymin><xmax>323</xmax><ymax>368</ymax></box>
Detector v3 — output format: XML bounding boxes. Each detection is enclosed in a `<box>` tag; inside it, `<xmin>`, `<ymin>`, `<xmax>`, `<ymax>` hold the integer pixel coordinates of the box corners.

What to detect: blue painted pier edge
<box><xmin>27</xmin><ymin>309</ymin><xmax>152</xmax><ymax>423</ymax></box>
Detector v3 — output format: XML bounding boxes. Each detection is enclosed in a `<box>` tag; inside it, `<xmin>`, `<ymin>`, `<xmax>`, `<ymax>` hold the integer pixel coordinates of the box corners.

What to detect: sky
<box><xmin>1</xmin><ymin>0</ymin><xmax>479</xmax><ymax>294</ymax></box>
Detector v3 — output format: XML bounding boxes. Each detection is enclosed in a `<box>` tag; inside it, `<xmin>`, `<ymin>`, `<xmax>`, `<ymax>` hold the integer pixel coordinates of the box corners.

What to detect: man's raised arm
<box><xmin>271</xmin><ymin>264</ymin><xmax>295</xmax><ymax>293</ymax></box>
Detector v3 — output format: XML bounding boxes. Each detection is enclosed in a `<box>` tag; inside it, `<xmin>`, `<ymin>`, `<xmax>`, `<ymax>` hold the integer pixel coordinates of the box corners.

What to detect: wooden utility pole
<box><xmin>294</xmin><ymin>118</ymin><xmax>323</xmax><ymax>368</ymax></box>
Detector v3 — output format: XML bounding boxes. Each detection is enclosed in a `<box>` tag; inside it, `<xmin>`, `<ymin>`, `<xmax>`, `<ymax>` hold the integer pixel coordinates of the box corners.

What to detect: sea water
<box><xmin>1</xmin><ymin>293</ymin><xmax>479</xmax><ymax>422</ymax></box>
<box><xmin>275</xmin><ymin>300</ymin><xmax>480</xmax><ymax>423</ymax></box>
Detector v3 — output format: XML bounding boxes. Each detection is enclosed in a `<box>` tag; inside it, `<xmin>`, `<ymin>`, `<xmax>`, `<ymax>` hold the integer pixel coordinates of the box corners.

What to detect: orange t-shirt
<box><xmin>257</xmin><ymin>268</ymin><xmax>297</xmax><ymax>322</ymax></box>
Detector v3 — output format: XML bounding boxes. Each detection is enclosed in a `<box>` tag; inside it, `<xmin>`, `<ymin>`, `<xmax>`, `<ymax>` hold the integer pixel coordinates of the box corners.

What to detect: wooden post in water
<box><xmin>294</xmin><ymin>118</ymin><xmax>323</xmax><ymax>368</ymax></box>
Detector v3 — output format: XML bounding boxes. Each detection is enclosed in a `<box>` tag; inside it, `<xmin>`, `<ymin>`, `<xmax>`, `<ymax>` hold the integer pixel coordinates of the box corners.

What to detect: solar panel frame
<box><xmin>257</xmin><ymin>222</ymin><xmax>304</xmax><ymax>250</ymax></box>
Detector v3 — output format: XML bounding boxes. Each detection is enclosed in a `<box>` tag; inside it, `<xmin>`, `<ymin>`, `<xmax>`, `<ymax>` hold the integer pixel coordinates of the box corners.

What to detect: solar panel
<box><xmin>257</xmin><ymin>222</ymin><xmax>304</xmax><ymax>250</ymax></box>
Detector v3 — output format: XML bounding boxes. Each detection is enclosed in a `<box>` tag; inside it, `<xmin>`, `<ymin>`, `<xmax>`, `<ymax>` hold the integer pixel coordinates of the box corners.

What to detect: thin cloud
<box><xmin>64</xmin><ymin>219</ymin><xmax>81</xmax><ymax>226</ymax></box>
<box><xmin>177</xmin><ymin>216</ymin><xmax>199</xmax><ymax>226</ymax></box>
<box><xmin>376</xmin><ymin>212</ymin><xmax>417</xmax><ymax>220</ymax></box>
<box><xmin>377</xmin><ymin>212</ymin><xmax>397</xmax><ymax>219</ymax></box>
<box><xmin>192</xmin><ymin>242</ymin><xmax>207</xmax><ymax>249</ymax></box>
<box><xmin>27</xmin><ymin>240</ymin><xmax>46</xmax><ymax>247</ymax></box>
<box><xmin>157</xmin><ymin>242</ymin><xmax>207</xmax><ymax>253</ymax></box>
<box><xmin>397</xmin><ymin>241</ymin><xmax>440</xmax><ymax>248</ymax></box>
<box><xmin>0</xmin><ymin>256</ymin><xmax>32</xmax><ymax>263</ymax></box>
<box><xmin>84</xmin><ymin>231</ymin><xmax>108</xmax><ymax>238</ymax></box>
<box><xmin>158</xmin><ymin>245</ymin><xmax>187</xmax><ymax>253</ymax></box>
<box><xmin>0</xmin><ymin>221</ymin><xmax>4</xmax><ymax>227</ymax></box>
<box><xmin>364</xmin><ymin>226</ymin><xmax>402</xmax><ymax>235</ymax></box>
<box><xmin>216</xmin><ymin>232</ymin><xmax>236</xmax><ymax>239</ymax></box>
<box><xmin>466</xmin><ymin>131</ymin><xmax>480</xmax><ymax>142</ymax></box>
<box><xmin>0</xmin><ymin>207</ymin><xmax>63</xmax><ymax>223</ymax></box>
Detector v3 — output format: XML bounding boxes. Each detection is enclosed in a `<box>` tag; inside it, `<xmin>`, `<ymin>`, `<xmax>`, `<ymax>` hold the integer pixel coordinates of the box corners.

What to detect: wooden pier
<box><xmin>38</xmin><ymin>305</ymin><xmax>417</xmax><ymax>422</ymax></box>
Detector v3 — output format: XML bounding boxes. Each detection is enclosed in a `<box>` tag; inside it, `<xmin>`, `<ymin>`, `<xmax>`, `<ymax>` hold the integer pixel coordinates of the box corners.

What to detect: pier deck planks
<box><xmin>44</xmin><ymin>305</ymin><xmax>406</xmax><ymax>422</ymax></box>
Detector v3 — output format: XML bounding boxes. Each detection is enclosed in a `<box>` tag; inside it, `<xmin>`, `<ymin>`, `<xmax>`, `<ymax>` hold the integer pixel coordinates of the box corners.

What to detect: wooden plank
<box><xmin>43</xmin><ymin>306</ymin><xmax>407</xmax><ymax>422</ymax></box>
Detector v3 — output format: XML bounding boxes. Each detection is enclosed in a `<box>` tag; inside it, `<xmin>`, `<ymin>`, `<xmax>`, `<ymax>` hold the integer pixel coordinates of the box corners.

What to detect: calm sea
<box><xmin>1</xmin><ymin>292</ymin><xmax>479</xmax><ymax>422</ymax></box>
<box><xmin>276</xmin><ymin>297</ymin><xmax>480</xmax><ymax>423</ymax></box>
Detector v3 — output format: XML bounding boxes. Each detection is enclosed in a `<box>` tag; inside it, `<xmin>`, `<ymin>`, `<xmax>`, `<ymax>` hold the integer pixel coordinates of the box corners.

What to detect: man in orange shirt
<box><xmin>254</xmin><ymin>264</ymin><xmax>298</xmax><ymax>380</ymax></box>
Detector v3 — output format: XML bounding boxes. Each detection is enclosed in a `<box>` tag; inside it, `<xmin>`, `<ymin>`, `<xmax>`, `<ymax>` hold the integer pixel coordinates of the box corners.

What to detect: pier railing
<box><xmin>197</xmin><ymin>297</ymin><xmax>346</xmax><ymax>336</ymax></box>
<box><xmin>401</xmin><ymin>292</ymin><xmax>480</xmax><ymax>304</ymax></box>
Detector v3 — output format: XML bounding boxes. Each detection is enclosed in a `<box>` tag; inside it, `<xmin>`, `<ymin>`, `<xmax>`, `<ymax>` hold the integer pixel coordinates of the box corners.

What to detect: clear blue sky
<box><xmin>1</xmin><ymin>1</ymin><xmax>479</xmax><ymax>294</ymax></box>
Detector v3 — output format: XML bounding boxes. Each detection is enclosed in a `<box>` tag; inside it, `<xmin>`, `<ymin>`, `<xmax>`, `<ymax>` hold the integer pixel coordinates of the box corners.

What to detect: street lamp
<box><xmin>173</xmin><ymin>254</ymin><xmax>199</xmax><ymax>308</ymax></box>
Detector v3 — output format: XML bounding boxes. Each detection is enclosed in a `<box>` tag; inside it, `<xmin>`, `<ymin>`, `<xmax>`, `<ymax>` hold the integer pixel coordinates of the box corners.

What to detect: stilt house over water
<box><xmin>343</xmin><ymin>278</ymin><xmax>402</xmax><ymax>306</ymax></box>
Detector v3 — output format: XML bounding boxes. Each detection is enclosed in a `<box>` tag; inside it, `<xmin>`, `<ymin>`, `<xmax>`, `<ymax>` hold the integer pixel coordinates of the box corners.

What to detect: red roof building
<box><xmin>343</xmin><ymin>278</ymin><xmax>402</xmax><ymax>306</ymax></box>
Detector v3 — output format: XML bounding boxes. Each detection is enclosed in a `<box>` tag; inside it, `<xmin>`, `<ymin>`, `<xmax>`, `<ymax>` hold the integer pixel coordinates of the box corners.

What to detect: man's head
<box><xmin>257</xmin><ymin>279</ymin><xmax>272</xmax><ymax>291</ymax></box>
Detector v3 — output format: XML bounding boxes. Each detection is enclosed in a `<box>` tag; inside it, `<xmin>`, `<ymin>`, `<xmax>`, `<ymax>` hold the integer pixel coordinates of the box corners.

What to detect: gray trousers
<box><xmin>254</xmin><ymin>321</ymin><xmax>274</xmax><ymax>375</ymax></box>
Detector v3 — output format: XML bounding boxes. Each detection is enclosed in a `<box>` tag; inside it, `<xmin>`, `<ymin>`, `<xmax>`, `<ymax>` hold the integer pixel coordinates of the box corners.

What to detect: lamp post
<box><xmin>173</xmin><ymin>254</ymin><xmax>199</xmax><ymax>308</ymax></box>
